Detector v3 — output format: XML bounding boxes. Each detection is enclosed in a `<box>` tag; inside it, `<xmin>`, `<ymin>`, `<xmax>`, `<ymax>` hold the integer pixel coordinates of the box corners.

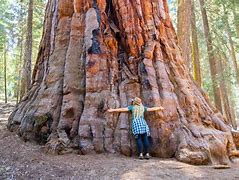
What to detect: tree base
<box><xmin>7</xmin><ymin>0</ymin><xmax>239</xmax><ymax>166</ymax></box>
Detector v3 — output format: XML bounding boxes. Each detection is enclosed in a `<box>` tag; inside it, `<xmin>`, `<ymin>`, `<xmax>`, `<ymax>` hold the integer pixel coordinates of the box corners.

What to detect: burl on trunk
<box><xmin>8</xmin><ymin>0</ymin><xmax>238</xmax><ymax>165</ymax></box>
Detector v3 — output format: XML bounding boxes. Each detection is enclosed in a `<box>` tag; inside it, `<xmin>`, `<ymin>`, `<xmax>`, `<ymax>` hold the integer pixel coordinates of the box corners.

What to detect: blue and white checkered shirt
<box><xmin>128</xmin><ymin>105</ymin><xmax>150</xmax><ymax>136</ymax></box>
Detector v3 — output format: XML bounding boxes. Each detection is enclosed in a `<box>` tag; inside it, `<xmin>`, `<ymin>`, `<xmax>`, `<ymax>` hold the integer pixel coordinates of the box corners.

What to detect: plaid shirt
<box><xmin>128</xmin><ymin>105</ymin><xmax>150</xmax><ymax>136</ymax></box>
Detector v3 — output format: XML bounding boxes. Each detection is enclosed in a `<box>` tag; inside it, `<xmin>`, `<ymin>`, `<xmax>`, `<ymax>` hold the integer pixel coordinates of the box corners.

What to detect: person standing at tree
<box><xmin>108</xmin><ymin>97</ymin><xmax>164</xmax><ymax>159</ymax></box>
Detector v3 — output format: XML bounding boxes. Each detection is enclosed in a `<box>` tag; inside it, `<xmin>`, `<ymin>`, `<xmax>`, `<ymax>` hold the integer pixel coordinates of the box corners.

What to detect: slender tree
<box><xmin>191</xmin><ymin>0</ymin><xmax>201</xmax><ymax>86</ymax></box>
<box><xmin>177</xmin><ymin>0</ymin><xmax>192</xmax><ymax>69</ymax></box>
<box><xmin>20</xmin><ymin>0</ymin><xmax>33</xmax><ymax>99</ymax></box>
<box><xmin>218</xmin><ymin>53</ymin><xmax>236</xmax><ymax>129</ymax></box>
<box><xmin>8</xmin><ymin>0</ymin><xmax>239</xmax><ymax>165</ymax></box>
<box><xmin>223</xmin><ymin>5</ymin><xmax>239</xmax><ymax>86</ymax></box>
<box><xmin>16</xmin><ymin>31</ymin><xmax>24</xmax><ymax>103</ymax></box>
<box><xmin>199</xmin><ymin>0</ymin><xmax>222</xmax><ymax>112</ymax></box>
<box><xmin>3</xmin><ymin>36</ymin><xmax>7</xmax><ymax>103</ymax></box>
<box><xmin>221</xmin><ymin>51</ymin><xmax>237</xmax><ymax>128</ymax></box>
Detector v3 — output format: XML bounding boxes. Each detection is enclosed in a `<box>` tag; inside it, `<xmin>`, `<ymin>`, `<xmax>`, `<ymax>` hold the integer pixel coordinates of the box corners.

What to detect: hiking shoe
<box><xmin>139</xmin><ymin>153</ymin><xmax>144</xmax><ymax>160</ymax></box>
<box><xmin>144</xmin><ymin>153</ymin><xmax>151</xmax><ymax>160</ymax></box>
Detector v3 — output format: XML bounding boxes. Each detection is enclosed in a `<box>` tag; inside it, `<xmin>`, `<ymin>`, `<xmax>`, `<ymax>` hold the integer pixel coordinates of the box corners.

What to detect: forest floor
<box><xmin>1</xmin><ymin>102</ymin><xmax>239</xmax><ymax>179</ymax></box>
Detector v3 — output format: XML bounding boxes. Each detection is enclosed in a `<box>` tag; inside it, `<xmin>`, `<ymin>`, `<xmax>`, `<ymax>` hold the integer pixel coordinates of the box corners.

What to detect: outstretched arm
<box><xmin>107</xmin><ymin>108</ymin><xmax>129</xmax><ymax>113</ymax></box>
<box><xmin>147</xmin><ymin>106</ymin><xmax>164</xmax><ymax>112</ymax></box>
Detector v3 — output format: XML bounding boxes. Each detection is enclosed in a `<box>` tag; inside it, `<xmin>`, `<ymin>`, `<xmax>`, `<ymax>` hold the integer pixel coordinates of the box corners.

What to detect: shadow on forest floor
<box><xmin>1</xmin><ymin>102</ymin><xmax>239</xmax><ymax>179</ymax></box>
<box><xmin>0</xmin><ymin>101</ymin><xmax>15</xmax><ymax>130</ymax></box>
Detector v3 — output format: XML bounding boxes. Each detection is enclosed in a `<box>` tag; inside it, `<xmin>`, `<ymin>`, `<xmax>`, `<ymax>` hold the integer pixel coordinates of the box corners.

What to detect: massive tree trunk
<box><xmin>177</xmin><ymin>0</ymin><xmax>192</xmax><ymax>70</ymax></box>
<box><xmin>199</xmin><ymin>0</ymin><xmax>222</xmax><ymax>112</ymax></box>
<box><xmin>20</xmin><ymin>0</ymin><xmax>33</xmax><ymax>99</ymax></box>
<box><xmin>191</xmin><ymin>0</ymin><xmax>201</xmax><ymax>86</ymax></box>
<box><xmin>8</xmin><ymin>0</ymin><xmax>239</xmax><ymax>165</ymax></box>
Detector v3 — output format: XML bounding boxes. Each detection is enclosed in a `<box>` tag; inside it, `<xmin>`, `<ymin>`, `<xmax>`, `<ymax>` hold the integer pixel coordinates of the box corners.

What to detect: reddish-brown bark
<box><xmin>191</xmin><ymin>0</ymin><xmax>201</xmax><ymax>86</ymax></box>
<box><xmin>8</xmin><ymin>0</ymin><xmax>239</xmax><ymax>165</ymax></box>
<box><xmin>177</xmin><ymin>0</ymin><xmax>192</xmax><ymax>70</ymax></box>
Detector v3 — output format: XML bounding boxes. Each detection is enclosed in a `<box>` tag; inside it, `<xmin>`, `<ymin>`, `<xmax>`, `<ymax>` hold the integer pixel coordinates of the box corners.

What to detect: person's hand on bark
<box><xmin>107</xmin><ymin>108</ymin><xmax>114</xmax><ymax>113</ymax></box>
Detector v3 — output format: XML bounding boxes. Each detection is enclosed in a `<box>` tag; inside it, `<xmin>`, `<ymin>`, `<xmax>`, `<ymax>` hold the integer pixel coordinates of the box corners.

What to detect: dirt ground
<box><xmin>1</xmin><ymin>102</ymin><xmax>239</xmax><ymax>180</ymax></box>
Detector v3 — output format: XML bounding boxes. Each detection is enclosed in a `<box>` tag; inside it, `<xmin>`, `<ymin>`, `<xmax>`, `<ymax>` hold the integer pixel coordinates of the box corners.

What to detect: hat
<box><xmin>133</xmin><ymin>97</ymin><xmax>142</xmax><ymax>106</ymax></box>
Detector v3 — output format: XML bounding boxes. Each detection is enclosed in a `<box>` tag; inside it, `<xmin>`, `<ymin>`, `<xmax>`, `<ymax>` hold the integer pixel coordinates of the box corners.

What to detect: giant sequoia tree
<box><xmin>8</xmin><ymin>0</ymin><xmax>239</xmax><ymax>165</ymax></box>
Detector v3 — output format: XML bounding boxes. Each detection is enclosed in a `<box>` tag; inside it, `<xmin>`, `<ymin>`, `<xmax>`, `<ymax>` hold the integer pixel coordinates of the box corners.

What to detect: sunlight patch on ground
<box><xmin>121</xmin><ymin>159</ymin><xmax>207</xmax><ymax>180</ymax></box>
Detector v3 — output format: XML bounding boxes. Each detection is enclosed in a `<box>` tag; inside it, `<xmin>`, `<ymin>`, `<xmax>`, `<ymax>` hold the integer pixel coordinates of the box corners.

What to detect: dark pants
<box><xmin>135</xmin><ymin>133</ymin><xmax>150</xmax><ymax>154</ymax></box>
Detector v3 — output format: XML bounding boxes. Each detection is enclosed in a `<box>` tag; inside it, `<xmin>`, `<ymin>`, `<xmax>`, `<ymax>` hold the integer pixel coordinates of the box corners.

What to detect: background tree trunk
<box><xmin>16</xmin><ymin>34</ymin><xmax>23</xmax><ymax>104</ymax></box>
<box><xmin>20</xmin><ymin>0</ymin><xmax>33</xmax><ymax>99</ymax></box>
<box><xmin>177</xmin><ymin>0</ymin><xmax>192</xmax><ymax>69</ymax></box>
<box><xmin>16</xmin><ymin>2</ymin><xmax>25</xmax><ymax>103</ymax></box>
<box><xmin>8</xmin><ymin>0</ymin><xmax>238</xmax><ymax>165</ymax></box>
<box><xmin>221</xmin><ymin>52</ymin><xmax>237</xmax><ymax>128</ymax></box>
<box><xmin>218</xmin><ymin>54</ymin><xmax>236</xmax><ymax>129</ymax></box>
<box><xmin>199</xmin><ymin>0</ymin><xmax>222</xmax><ymax>112</ymax></box>
<box><xmin>4</xmin><ymin>37</ymin><xmax>7</xmax><ymax>104</ymax></box>
<box><xmin>224</xmin><ymin>8</ymin><xmax>239</xmax><ymax>86</ymax></box>
<box><xmin>191</xmin><ymin>0</ymin><xmax>201</xmax><ymax>86</ymax></box>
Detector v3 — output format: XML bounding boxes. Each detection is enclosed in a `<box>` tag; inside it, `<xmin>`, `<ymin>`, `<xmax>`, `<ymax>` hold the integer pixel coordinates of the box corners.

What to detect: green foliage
<box><xmin>169</xmin><ymin>0</ymin><xmax>239</xmax><ymax>108</ymax></box>
<box><xmin>0</xmin><ymin>0</ymin><xmax>46</xmax><ymax>101</ymax></box>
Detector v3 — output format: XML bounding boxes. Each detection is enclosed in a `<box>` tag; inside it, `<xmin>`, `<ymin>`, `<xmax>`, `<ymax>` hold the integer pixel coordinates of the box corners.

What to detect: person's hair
<box><xmin>132</xmin><ymin>97</ymin><xmax>144</xmax><ymax>119</ymax></box>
